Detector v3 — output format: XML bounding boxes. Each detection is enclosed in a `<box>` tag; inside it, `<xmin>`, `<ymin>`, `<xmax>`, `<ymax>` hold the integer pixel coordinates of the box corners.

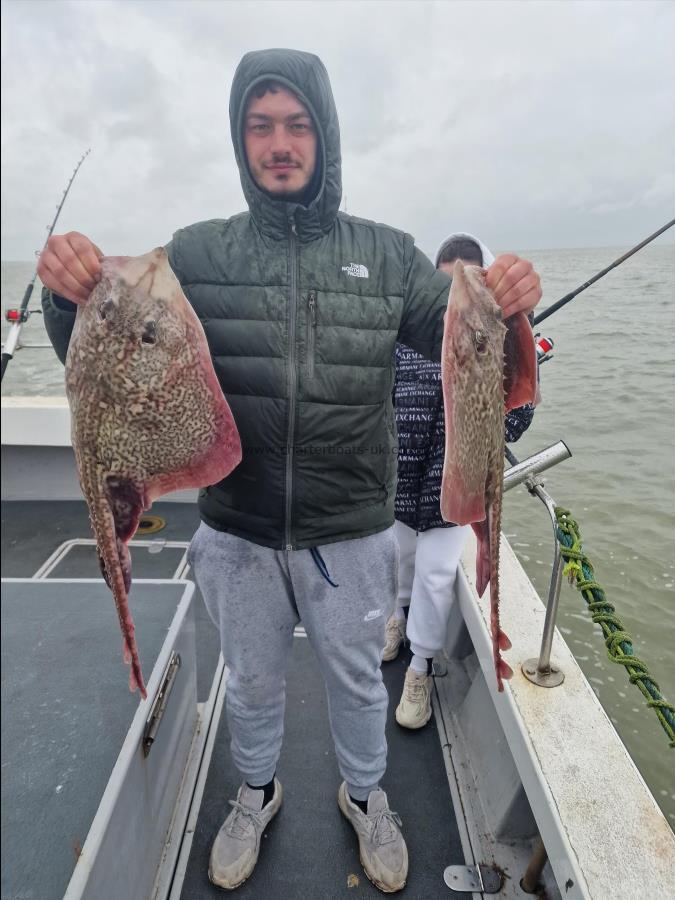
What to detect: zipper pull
<box><xmin>308</xmin><ymin>291</ymin><xmax>316</xmax><ymax>324</ymax></box>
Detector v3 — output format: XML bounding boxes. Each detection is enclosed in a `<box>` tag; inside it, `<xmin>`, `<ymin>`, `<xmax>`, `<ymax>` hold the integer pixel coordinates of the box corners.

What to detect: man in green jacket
<box><xmin>38</xmin><ymin>49</ymin><xmax>541</xmax><ymax>893</ymax></box>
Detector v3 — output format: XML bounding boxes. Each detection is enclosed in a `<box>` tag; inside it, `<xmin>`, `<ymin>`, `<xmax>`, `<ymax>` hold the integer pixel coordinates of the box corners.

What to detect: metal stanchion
<box><xmin>504</xmin><ymin>442</ymin><xmax>572</xmax><ymax>688</ymax></box>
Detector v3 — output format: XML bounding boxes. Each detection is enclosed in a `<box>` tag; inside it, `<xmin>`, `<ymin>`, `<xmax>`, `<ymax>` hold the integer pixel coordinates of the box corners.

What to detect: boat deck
<box><xmin>1</xmin><ymin>501</ymin><xmax>469</xmax><ymax>900</ymax></box>
<box><xmin>179</xmin><ymin>632</ymin><xmax>465</xmax><ymax>899</ymax></box>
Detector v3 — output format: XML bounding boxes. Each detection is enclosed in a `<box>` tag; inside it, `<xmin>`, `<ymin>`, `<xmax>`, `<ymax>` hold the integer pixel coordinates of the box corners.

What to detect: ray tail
<box><xmin>94</xmin><ymin>495</ymin><xmax>147</xmax><ymax>699</ymax></box>
<box><xmin>487</xmin><ymin>498</ymin><xmax>513</xmax><ymax>692</ymax></box>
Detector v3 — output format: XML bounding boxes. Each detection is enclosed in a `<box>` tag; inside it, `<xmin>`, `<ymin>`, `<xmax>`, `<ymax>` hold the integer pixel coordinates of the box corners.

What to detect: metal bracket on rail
<box><xmin>444</xmin><ymin>863</ymin><xmax>502</xmax><ymax>893</ymax></box>
<box><xmin>503</xmin><ymin>441</ymin><xmax>572</xmax><ymax>688</ymax></box>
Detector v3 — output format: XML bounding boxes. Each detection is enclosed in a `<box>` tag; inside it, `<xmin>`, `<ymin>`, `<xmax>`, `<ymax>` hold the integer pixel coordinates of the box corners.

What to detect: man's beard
<box><xmin>264</xmin><ymin>183</ymin><xmax>314</xmax><ymax>204</ymax></box>
<box><xmin>261</xmin><ymin>167</ymin><xmax>313</xmax><ymax>205</ymax></box>
<box><xmin>259</xmin><ymin>154</ymin><xmax>318</xmax><ymax>206</ymax></box>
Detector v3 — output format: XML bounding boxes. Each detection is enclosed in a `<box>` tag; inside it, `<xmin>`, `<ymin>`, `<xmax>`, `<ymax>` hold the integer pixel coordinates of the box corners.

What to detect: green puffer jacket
<box><xmin>42</xmin><ymin>48</ymin><xmax>452</xmax><ymax>550</ymax></box>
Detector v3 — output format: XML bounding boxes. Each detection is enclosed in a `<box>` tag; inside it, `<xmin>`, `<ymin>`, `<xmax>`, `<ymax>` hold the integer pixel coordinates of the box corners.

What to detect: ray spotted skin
<box><xmin>66</xmin><ymin>248</ymin><xmax>242</xmax><ymax>698</ymax></box>
<box><xmin>440</xmin><ymin>261</ymin><xmax>538</xmax><ymax>691</ymax></box>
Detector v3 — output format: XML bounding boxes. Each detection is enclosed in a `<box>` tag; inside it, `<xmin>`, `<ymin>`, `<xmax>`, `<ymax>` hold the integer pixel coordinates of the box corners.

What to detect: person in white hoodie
<box><xmin>384</xmin><ymin>233</ymin><xmax>535</xmax><ymax>729</ymax></box>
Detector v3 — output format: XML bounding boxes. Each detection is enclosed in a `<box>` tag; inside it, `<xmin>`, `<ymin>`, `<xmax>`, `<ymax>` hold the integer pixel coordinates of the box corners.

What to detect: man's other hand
<box><xmin>486</xmin><ymin>254</ymin><xmax>542</xmax><ymax>318</ymax></box>
<box><xmin>37</xmin><ymin>232</ymin><xmax>103</xmax><ymax>305</ymax></box>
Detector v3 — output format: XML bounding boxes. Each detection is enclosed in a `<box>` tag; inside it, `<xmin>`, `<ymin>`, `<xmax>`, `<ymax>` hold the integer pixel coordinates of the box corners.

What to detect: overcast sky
<box><xmin>1</xmin><ymin>0</ymin><xmax>674</xmax><ymax>260</ymax></box>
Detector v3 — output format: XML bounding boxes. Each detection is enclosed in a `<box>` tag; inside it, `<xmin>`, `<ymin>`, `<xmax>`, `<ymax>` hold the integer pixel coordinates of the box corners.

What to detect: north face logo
<box><xmin>341</xmin><ymin>263</ymin><xmax>369</xmax><ymax>278</ymax></box>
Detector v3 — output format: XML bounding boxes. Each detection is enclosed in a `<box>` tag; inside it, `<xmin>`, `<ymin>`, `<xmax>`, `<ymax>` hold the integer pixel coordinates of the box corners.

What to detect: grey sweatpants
<box><xmin>188</xmin><ymin>522</ymin><xmax>398</xmax><ymax>801</ymax></box>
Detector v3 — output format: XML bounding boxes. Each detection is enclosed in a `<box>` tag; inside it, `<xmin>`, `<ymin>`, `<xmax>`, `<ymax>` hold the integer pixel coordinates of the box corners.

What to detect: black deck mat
<box><xmin>180</xmin><ymin>640</ymin><xmax>468</xmax><ymax>900</ymax></box>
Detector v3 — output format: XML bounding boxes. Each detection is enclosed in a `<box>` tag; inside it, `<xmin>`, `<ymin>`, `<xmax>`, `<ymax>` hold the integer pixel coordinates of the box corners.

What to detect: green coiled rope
<box><xmin>554</xmin><ymin>507</ymin><xmax>675</xmax><ymax>749</ymax></box>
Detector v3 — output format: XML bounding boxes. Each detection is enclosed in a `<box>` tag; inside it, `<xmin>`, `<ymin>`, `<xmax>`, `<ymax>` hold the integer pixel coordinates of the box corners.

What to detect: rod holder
<box><xmin>503</xmin><ymin>441</ymin><xmax>571</xmax><ymax>493</ymax></box>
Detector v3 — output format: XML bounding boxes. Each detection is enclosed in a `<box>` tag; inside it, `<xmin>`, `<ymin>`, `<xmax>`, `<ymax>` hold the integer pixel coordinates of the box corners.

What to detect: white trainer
<box><xmin>381</xmin><ymin>615</ymin><xmax>406</xmax><ymax>662</ymax></box>
<box><xmin>395</xmin><ymin>667</ymin><xmax>432</xmax><ymax>729</ymax></box>
<box><xmin>209</xmin><ymin>778</ymin><xmax>282</xmax><ymax>890</ymax></box>
<box><xmin>338</xmin><ymin>782</ymin><xmax>408</xmax><ymax>892</ymax></box>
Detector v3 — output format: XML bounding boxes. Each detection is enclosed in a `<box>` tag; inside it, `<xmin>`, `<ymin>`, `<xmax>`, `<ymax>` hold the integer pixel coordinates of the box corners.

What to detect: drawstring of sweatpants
<box><xmin>310</xmin><ymin>547</ymin><xmax>339</xmax><ymax>587</ymax></box>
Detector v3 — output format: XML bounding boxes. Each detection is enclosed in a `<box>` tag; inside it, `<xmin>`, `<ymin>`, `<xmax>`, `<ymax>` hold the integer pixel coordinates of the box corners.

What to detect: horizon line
<box><xmin>2</xmin><ymin>241</ymin><xmax>674</xmax><ymax>265</ymax></box>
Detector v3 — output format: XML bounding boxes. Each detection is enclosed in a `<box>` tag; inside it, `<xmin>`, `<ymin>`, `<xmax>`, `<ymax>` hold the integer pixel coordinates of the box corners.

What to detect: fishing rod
<box><xmin>532</xmin><ymin>217</ymin><xmax>675</xmax><ymax>326</ymax></box>
<box><xmin>1</xmin><ymin>149</ymin><xmax>91</xmax><ymax>382</ymax></box>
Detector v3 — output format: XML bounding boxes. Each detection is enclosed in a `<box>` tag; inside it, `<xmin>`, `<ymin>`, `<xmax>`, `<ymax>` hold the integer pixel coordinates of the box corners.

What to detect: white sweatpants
<box><xmin>394</xmin><ymin>520</ymin><xmax>471</xmax><ymax>659</ymax></box>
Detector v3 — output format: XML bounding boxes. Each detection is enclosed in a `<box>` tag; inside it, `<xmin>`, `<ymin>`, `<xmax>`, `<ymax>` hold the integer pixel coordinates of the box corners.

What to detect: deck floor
<box><xmin>180</xmin><ymin>638</ymin><xmax>466</xmax><ymax>899</ymax></box>
<box><xmin>1</xmin><ymin>501</ymin><xmax>468</xmax><ymax>900</ymax></box>
<box><xmin>0</xmin><ymin>499</ymin><xmax>201</xmax><ymax>577</ymax></box>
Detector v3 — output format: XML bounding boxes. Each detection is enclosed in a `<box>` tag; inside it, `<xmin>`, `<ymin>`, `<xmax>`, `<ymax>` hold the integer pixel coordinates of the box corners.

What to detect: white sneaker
<box><xmin>338</xmin><ymin>782</ymin><xmax>408</xmax><ymax>892</ymax></box>
<box><xmin>395</xmin><ymin>667</ymin><xmax>432</xmax><ymax>729</ymax></box>
<box><xmin>209</xmin><ymin>779</ymin><xmax>282</xmax><ymax>890</ymax></box>
<box><xmin>382</xmin><ymin>615</ymin><xmax>406</xmax><ymax>662</ymax></box>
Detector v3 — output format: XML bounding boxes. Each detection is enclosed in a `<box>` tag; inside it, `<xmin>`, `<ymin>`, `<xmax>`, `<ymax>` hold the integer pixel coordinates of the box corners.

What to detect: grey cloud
<box><xmin>2</xmin><ymin>0</ymin><xmax>674</xmax><ymax>260</ymax></box>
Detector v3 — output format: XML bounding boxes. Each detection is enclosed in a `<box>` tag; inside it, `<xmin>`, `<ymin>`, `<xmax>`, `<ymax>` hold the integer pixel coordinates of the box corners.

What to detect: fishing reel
<box><xmin>4</xmin><ymin>308</ymin><xmax>42</xmax><ymax>324</ymax></box>
<box><xmin>535</xmin><ymin>334</ymin><xmax>554</xmax><ymax>365</ymax></box>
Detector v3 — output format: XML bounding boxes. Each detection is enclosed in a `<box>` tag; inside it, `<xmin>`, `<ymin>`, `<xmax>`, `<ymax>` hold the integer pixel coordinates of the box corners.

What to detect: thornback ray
<box><xmin>440</xmin><ymin>260</ymin><xmax>538</xmax><ymax>691</ymax></box>
<box><xmin>65</xmin><ymin>248</ymin><xmax>242</xmax><ymax>698</ymax></box>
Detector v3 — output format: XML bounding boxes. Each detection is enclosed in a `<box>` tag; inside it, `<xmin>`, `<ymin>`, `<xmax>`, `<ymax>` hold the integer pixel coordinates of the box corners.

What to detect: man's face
<box><xmin>244</xmin><ymin>86</ymin><xmax>317</xmax><ymax>198</ymax></box>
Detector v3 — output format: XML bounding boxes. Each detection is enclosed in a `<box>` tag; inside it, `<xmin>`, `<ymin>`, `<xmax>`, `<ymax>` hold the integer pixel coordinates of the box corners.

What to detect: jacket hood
<box><xmin>229</xmin><ymin>48</ymin><xmax>342</xmax><ymax>241</ymax></box>
<box><xmin>434</xmin><ymin>232</ymin><xmax>495</xmax><ymax>268</ymax></box>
